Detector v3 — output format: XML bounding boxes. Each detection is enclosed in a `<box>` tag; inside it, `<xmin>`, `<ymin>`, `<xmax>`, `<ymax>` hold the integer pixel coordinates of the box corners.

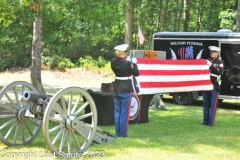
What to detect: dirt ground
<box><xmin>0</xmin><ymin>68</ymin><xmax>115</xmax><ymax>91</ymax></box>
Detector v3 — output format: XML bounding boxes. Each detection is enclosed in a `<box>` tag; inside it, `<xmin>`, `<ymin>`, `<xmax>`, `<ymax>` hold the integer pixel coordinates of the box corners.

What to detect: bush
<box><xmin>41</xmin><ymin>56</ymin><xmax>60</xmax><ymax>68</ymax></box>
<box><xmin>41</xmin><ymin>55</ymin><xmax>112</xmax><ymax>74</ymax></box>
<box><xmin>78</xmin><ymin>55</ymin><xmax>108</xmax><ymax>70</ymax></box>
<box><xmin>58</xmin><ymin>58</ymin><xmax>75</xmax><ymax>70</ymax></box>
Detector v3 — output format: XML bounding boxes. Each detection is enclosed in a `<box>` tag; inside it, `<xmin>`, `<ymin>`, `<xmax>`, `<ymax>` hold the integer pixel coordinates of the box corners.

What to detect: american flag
<box><xmin>134</xmin><ymin>58</ymin><xmax>213</xmax><ymax>94</ymax></box>
<box><xmin>178</xmin><ymin>46</ymin><xmax>194</xmax><ymax>59</ymax></box>
<box><xmin>138</xmin><ymin>27</ymin><xmax>145</xmax><ymax>45</ymax></box>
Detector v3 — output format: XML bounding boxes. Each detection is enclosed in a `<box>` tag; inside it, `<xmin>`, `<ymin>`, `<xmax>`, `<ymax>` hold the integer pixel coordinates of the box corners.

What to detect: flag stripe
<box><xmin>138</xmin><ymin>64</ymin><xmax>209</xmax><ymax>70</ymax></box>
<box><xmin>139</xmin><ymin>85</ymin><xmax>213</xmax><ymax>94</ymax></box>
<box><xmin>137</xmin><ymin>58</ymin><xmax>207</xmax><ymax>65</ymax></box>
<box><xmin>135</xmin><ymin>58</ymin><xmax>213</xmax><ymax>94</ymax></box>
<box><xmin>137</xmin><ymin>75</ymin><xmax>210</xmax><ymax>82</ymax></box>
<box><xmin>140</xmin><ymin>80</ymin><xmax>212</xmax><ymax>88</ymax></box>
<box><xmin>139</xmin><ymin>70</ymin><xmax>210</xmax><ymax>75</ymax></box>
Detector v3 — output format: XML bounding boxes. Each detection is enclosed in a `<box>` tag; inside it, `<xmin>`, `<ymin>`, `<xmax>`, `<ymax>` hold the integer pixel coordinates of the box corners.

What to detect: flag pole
<box><xmin>136</xmin><ymin>26</ymin><xmax>139</xmax><ymax>50</ymax></box>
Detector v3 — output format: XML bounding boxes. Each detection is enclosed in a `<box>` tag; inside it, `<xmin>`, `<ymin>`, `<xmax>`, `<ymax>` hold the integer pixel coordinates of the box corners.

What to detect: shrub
<box><xmin>57</xmin><ymin>58</ymin><xmax>75</xmax><ymax>70</ymax></box>
<box><xmin>41</xmin><ymin>56</ymin><xmax>60</xmax><ymax>68</ymax></box>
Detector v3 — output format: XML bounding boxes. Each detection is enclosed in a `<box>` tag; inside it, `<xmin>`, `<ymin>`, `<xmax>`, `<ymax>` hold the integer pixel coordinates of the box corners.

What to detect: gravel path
<box><xmin>0</xmin><ymin>68</ymin><xmax>115</xmax><ymax>92</ymax></box>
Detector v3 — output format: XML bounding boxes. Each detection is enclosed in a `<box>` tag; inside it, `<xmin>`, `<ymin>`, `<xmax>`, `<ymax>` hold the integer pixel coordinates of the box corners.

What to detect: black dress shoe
<box><xmin>201</xmin><ymin>123</ymin><xmax>208</xmax><ymax>126</ymax></box>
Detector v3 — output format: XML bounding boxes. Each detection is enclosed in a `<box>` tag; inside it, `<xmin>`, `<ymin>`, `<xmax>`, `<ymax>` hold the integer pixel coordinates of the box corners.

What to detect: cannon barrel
<box><xmin>22</xmin><ymin>90</ymin><xmax>48</xmax><ymax>103</ymax></box>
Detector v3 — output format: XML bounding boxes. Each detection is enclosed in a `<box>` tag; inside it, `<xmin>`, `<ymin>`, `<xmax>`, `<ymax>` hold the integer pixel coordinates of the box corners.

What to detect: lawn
<box><xmin>0</xmin><ymin>96</ymin><xmax>239</xmax><ymax>160</ymax></box>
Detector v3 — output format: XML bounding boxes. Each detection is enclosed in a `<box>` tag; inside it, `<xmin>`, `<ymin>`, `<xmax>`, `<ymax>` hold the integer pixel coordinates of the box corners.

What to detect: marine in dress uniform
<box><xmin>202</xmin><ymin>46</ymin><xmax>224</xmax><ymax>126</ymax></box>
<box><xmin>111</xmin><ymin>44</ymin><xmax>139</xmax><ymax>137</ymax></box>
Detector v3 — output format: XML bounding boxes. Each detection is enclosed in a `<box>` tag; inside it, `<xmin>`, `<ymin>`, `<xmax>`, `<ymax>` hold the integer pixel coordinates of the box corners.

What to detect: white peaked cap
<box><xmin>114</xmin><ymin>44</ymin><xmax>129</xmax><ymax>52</ymax></box>
<box><xmin>208</xmin><ymin>46</ymin><xmax>221</xmax><ymax>52</ymax></box>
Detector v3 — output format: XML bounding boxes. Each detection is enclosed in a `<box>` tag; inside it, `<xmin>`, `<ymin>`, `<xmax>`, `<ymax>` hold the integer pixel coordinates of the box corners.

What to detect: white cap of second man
<box><xmin>208</xmin><ymin>46</ymin><xmax>221</xmax><ymax>52</ymax></box>
<box><xmin>114</xmin><ymin>44</ymin><xmax>129</xmax><ymax>52</ymax></box>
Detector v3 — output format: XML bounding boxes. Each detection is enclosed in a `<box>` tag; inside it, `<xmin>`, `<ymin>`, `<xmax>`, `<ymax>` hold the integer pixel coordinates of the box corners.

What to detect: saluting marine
<box><xmin>202</xmin><ymin>46</ymin><xmax>224</xmax><ymax>126</ymax></box>
<box><xmin>111</xmin><ymin>44</ymin><xmax>139</xmax><ymax>137</ymax></box>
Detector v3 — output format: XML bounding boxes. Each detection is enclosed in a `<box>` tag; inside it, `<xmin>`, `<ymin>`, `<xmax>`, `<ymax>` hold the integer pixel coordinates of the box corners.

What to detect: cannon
<box><xmin>0</xmin><ymin>81</ymin><xmax>114</xmax><ymax>157</ymax></box>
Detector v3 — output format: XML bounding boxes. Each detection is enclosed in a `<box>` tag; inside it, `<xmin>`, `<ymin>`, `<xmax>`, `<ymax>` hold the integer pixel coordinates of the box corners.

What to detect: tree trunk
<box><xmin>125</xmin><ymin>0</ymin><xmax>134</xmax><ymax>50</ymax></box>
<box><xmin>236</xmin><ymin>0</ymin><xmax>240</xmax><ymax>32</ymax></box>
<box><xmin>157</xmin><ymin>0</ymin><xmax>163</xmax><ymax>32</ymax></box>
<box><xmin>183</xmin><ymin>0</ymin><xmax>189</xmax><ymax>31</ymax></box>
<box><xmin>31</xmin><ymin>16</ymin><xmax>45</xmax><ymax>93</ymax></box>
<box><xmin>196</xmin><ymin>0</ymin><xmax>204</xmax><ymax>32</ymax></box>
<box><xmin>173</xmin><ymin>0</ymin><xmax>179</xmax><ymax>31</ymax></box>
<box><xmin>178</xmin><ymin>8</ymin><xmax>182</xmax><ymax>31</ymax></box>
<box><xmin>162</xmin><ymin>0</ymin><xmax>169</xmax><ymax>31</ymax></box>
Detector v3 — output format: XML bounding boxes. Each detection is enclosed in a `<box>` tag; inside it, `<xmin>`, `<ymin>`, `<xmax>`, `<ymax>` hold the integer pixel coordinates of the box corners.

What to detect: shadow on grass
<box><xmin>161</xmin><ymin>97</ymin><xmax>240</xmax><ymax>111</ymax></box>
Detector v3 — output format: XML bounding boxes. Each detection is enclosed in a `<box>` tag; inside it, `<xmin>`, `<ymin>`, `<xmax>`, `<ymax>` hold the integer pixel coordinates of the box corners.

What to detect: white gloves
<box><xmin>206</xmin><ymin>60</ymin><xmax>212</xmax><ymax>67</ymax></box>
<box><xmin>126</xmin><ymin>56</ymin><xmax>137</xmax><ymax>63</ymax></box>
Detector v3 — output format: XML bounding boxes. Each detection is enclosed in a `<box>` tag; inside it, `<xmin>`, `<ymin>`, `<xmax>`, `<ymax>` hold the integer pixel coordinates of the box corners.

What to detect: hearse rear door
<box><xmin>219</xmin><ymin>41</ymin><xmax>240</xmax><ymax>97</ymax></box>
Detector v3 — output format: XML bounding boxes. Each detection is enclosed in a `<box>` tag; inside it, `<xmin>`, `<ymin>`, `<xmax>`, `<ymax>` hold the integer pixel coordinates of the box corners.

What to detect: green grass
<box><xmin>0</xmin><ymin>97</ymin><xmax>239</xmax><ymax>160</ymax></box>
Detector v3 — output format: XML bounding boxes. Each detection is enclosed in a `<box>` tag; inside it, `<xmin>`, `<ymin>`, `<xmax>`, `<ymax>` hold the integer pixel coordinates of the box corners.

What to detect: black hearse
<box><xmin>151</xmin><ymin>30</ymin><xmax>240</xmax><ymax>105</ymax></box>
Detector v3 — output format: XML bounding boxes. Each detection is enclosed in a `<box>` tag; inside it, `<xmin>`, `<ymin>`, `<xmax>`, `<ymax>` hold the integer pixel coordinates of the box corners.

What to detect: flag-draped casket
<box><xmin>134</xmin><ymin>58</ymin><xmax>213</xmax><ymax>95</ymax></box>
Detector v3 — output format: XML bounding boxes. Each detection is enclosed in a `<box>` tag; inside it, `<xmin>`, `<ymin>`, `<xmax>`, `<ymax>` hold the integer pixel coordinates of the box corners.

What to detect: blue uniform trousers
<box><xmin>113</xmin><ymin>93</ymin><xmax>131</xmax><ymax>137</ymax></box>
<box><xmin>202</xmin><ymin>90</ymin><xmax>218</xmax><ymax>126</ymax></box>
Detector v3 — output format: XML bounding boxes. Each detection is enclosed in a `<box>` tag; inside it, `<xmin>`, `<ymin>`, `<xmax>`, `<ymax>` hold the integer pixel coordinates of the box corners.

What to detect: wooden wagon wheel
<box><xmin>0</xmin><ymin>81</ymin><xmax>42</xmax><ymax>146</ymax></box>
<box><xmin>42</xmin><ymin>87</ymin><xmax>97</xmax><ymax>157</ymax></box>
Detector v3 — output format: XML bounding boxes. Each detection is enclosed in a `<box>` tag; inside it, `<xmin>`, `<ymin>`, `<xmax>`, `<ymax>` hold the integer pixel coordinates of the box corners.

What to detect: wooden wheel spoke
<box><xmin>4</xmin><ymin>120</ymin><xmax>18</xmax><ymax>139</ymax></box>
<box><xmin>13</xmin><ymin>86</ymin><xmax>21</xmax><ymax>108</ymax></box>
<box><xmin>0</xmin><ymin>118</ymin><xmax>16</xmax><ymax>130</ymax></box>
<box><xmin>13</xmin><ymin>123</ymin><xmax>19</xmax><ymax>144</ymax></box>
<box><xmin>60</xmin><ymin>96</ymin><xmax>68</xmax><ymax>117</ymax></box>
<box><xmin>21</xmin><ymin>122</ymin><xmax>25</xmax><ymax>142</ymax></box>
<box><xmin>77</xmin><ymin>112</ymin><xmax>93</xmax><ymax>120</ymax></box>
<box><xmin>22</xmin><ymin>121</ymin><xmax>33</xmax><ymax>136</ymax></box>
<box><xmin>68</xmin><ymin>130</ymin><xmax>72</xmax><ymax>154</ymax></box>
<box><xmin>71</xmin><ymin>130</ymin><xmax>81</xmax><ymax>150</ymax></box>
<box><xmin>53</xmin><ymin>105</ymin><xmax>66</xmax><ymax>119</ymax></box>
<box><xmin>67</xmin><ymin>93</ymin><xmax>73</xmax><ymax>115</ymax></box>
<box><xmin>28</xmin><ymin>118</ymin><xmax>40</xmax><ymax>125</ymax></box>
<box><xmin>49</xmin><ymin>124</ymin><xmax>64</xmax><ymax>133</ymax></box>
<box><xmin>71</xmin><ymin>94</ymin><xmax>82</xmax><ymax>114</ymax></box>
<box><xmin>49</xmin><ymin>114</ymin><xmax>64</xmax><ymax>123</ymax></box>
<box><xmin>0</xmin><ymin>113</ymin><xmax>16</xmax><ymax>119</ymax></box>
<box><xmin>52</xmin><ymin>127</ymin><xmax>64</xmax><ymax>145</ymax></box>
<box><xmin>4</xmin><ymin>93</ymin><xmax>18</xmax><ymax>109</ymax></box>
<box><xmin>73</xmin><ymin>101</ymin><xmax>89</xmax><ymax>116</ymax></box>
<box><xmin>59</xmin><ymin>129</ymin><xmax>67</xmax><ymax>151</ymax></box>
<box><xmin>0</xmin><ymin>102</ymin><xmax>17</xmax><ymax>112</ymax></box>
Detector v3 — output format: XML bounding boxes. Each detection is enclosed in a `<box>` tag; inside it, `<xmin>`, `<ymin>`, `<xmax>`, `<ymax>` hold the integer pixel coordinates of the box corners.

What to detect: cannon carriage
<box><xmin>0</xmin><ymin>81</ymin><xmax>114</xmax><ymax>157</ymax></box>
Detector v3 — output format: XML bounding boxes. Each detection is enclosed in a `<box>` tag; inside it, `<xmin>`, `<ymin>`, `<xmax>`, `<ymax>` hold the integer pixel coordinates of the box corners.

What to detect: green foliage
<box><xmin>78</xmin><ymin>56</ymin><xmax>108</xmax><ymax>70</ymax></box>
<box><xmin>0</xmin><ymin>0</ymin><xmax>239</xmax><ymax>71</ymax></box>
<box><xmin>41</xmin><ymin>56</ymin><xmax>60</xmax><ymax>68</ymax></box>
<box><xmin>41</xmin><ymin>55</ymin><xmax>112</xmax><ymax>74</ymax></box>
<box><xmin>57</xmin><ymin>57</ymin><xmax>75</xmax><ymax>70</ymax></box>
<box><xmin>219</xmin><ymin>9</ymin><xmax>237</xmax><ymax>30</ymax></box>
<box><xmin>0</xmin><ymin>58</ymin><xmax>9</xmax><ymax>71</ymax></box>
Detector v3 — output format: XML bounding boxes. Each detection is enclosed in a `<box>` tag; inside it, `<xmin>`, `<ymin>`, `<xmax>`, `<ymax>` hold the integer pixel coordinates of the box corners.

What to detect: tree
<box><xmin>195</xmin><ymin>0</ymin><xmax>204</xmax><ymax>32</ymax></box>
<box><xmin>125</xmin><ymin>0</ymin><xmax>134</xmax><ymax>49</ymax></box>
<box><xmin>219</xmin><ymin>9</ymin><xmax>237</xmax><ymax>31</ymax></box>
<box><xmin>183</xmin><ymin>0</ymin><xmax>189</xmax><ymax>31</ymax></box>
<box><xmin>236</xmin><ymin>0</ymin><xmax>240</xmax><ymax>31</ymax></box>
<box><xmin>29</xmin><ymin>1</ymin><xmax>45</xmax><ymax>93</ymax></box>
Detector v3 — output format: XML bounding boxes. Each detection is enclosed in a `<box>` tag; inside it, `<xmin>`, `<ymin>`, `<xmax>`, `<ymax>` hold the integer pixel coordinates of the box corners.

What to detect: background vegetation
<box><xmin>0</xmin><ymin>0</ymin><xmax>239</xmax><ymax>71</ymax></box>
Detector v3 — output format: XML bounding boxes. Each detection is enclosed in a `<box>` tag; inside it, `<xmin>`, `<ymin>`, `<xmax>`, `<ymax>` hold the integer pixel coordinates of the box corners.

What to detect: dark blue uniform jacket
<box><xmin>111</xmin><ymin>57</ymin><xmax>139</xmax><ymax>93</ymax></box>
<box><xmin>208</xmin><ymin>58</ymin><xmax>224</xmax><ymax>91</ymax></box>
